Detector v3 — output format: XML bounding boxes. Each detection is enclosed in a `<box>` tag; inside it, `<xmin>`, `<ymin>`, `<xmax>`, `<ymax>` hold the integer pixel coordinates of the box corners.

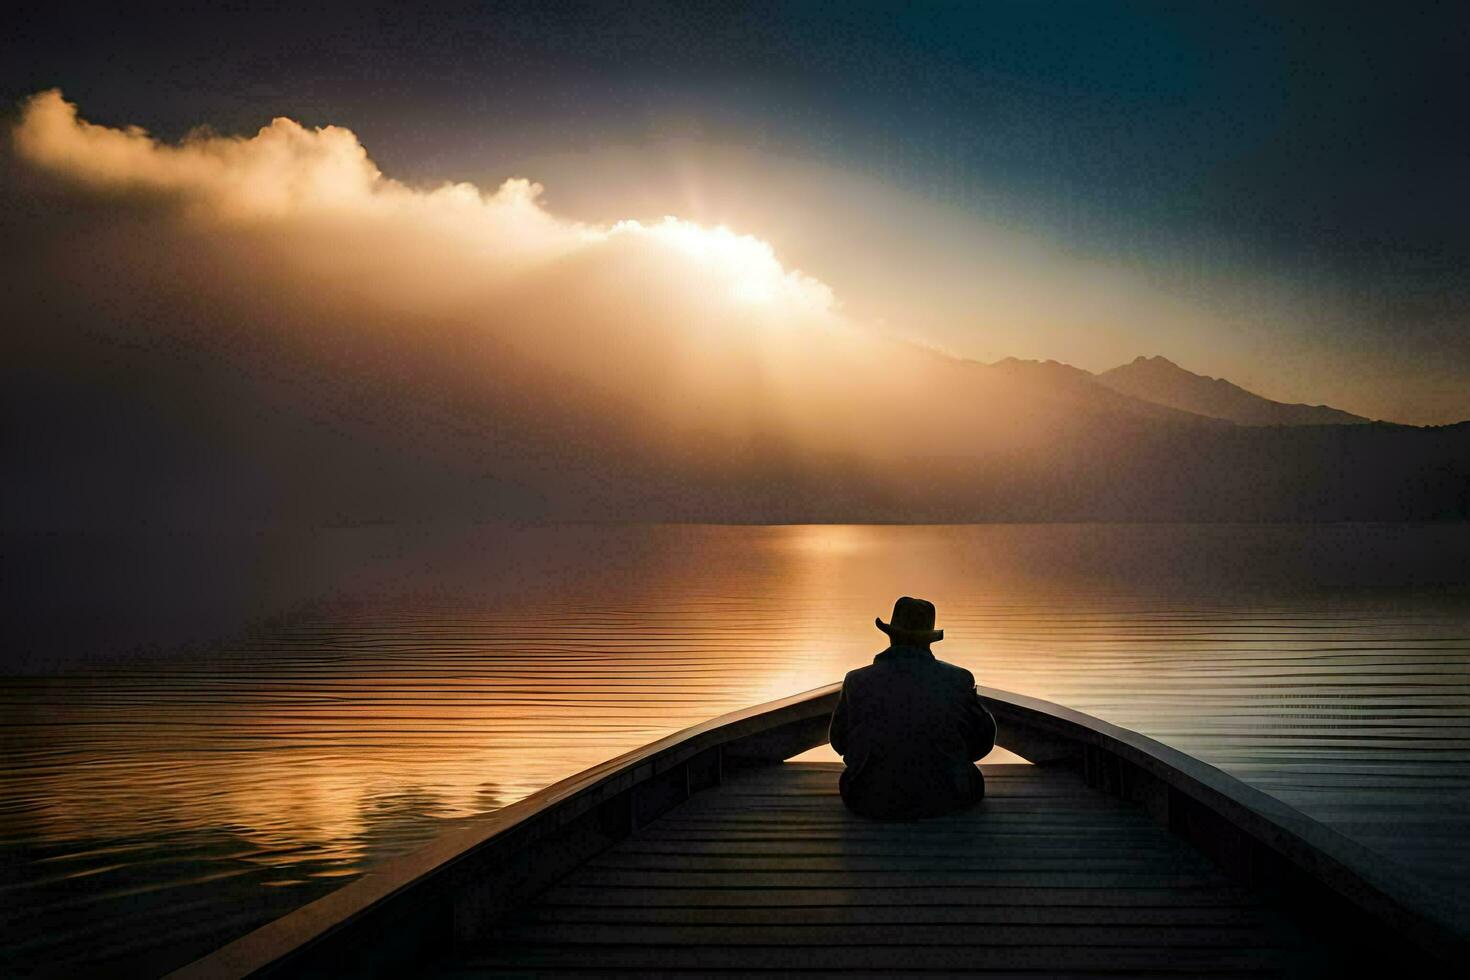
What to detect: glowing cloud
<box><xmin>620</xmin><ymin>217</ymin><xmax>835</xmax><ymax>311</ymax></box>
<box><xmin>0</xmin><ymin>89</ymin><xmax>1177</xmax><ymax>469</ymax></box>
<box><xmin>11</xmin><ymin>90</ymin><xmax>836</xmax><ymax>319</ymax></box>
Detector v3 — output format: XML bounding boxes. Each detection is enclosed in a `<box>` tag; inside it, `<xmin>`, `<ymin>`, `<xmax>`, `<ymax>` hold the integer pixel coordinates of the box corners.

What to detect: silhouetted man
<box><xmin>829</xmin><ymin>596</ymin><xmax>996</xmax><ymax>820</ymax></box>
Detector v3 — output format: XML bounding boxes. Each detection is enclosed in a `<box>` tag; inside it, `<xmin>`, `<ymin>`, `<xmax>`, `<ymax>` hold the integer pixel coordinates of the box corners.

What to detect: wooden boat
<box><xmin>173</xmin><ymin>684</ymin><xmax>1464</xmax><ymax>977</ymax></box>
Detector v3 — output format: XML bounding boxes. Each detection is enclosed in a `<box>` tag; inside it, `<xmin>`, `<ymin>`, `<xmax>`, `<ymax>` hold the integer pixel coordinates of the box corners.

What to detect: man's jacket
<box><xmin>829</xmin><ymin>645</ymin><xmax>997</xmax><ymax>819</ymax></box>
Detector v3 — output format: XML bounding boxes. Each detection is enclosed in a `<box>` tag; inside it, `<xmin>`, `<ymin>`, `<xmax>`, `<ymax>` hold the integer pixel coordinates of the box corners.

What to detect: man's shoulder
<box><xmin>842</xmin><ymin>660</ymin><xmax>889</xmax><ymax>689</ymax></box>
<box><xmin>932</xmin><ymin>658</ymin><xmax>976</xmax><ymax>687</ymax></box>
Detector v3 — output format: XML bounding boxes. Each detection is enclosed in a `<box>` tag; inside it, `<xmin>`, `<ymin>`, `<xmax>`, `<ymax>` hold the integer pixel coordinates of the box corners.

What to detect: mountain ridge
<box><xmin>980</xmin><ymin>356</ymin><xmax>1230</xmax><ymax>428</ymax></box>
<box><xmin>1096</xmin><ymin>355</ymin><xmax>1369</xmax><ymax>426</ymax></box>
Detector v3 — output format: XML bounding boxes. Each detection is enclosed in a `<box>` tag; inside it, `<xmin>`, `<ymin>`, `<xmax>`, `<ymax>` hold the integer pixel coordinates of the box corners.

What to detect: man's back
<box><xmin>829</xmin><ymin>645</ymin><xmax>997</xmax><ymax>820</ymax></box>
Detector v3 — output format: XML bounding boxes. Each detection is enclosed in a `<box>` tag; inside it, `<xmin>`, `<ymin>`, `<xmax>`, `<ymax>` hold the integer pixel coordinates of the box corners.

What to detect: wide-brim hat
<box><xmin>875</xmin><ymin>595</ymin><xmax>943</xmax><ymax>644</ymax></box>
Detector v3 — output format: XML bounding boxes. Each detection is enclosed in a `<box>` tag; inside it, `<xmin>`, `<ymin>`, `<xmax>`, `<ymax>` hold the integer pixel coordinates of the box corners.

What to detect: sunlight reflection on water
<box><xmin>2</xmin><ymin>523</ymin><xmax>1468</xmax><ymax>974</ymax></box>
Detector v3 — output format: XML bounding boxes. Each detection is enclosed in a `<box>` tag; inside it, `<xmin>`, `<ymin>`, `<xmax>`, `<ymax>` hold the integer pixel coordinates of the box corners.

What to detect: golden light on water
<box><xmin>775</xmin><ymin>523</ymin><xmax>875</xmax><ymax>556</ymax></box>
<box><xmin>11</xmin><ymin>523</ymin><xmax>1466</xmax><ymax>885</ymax></box>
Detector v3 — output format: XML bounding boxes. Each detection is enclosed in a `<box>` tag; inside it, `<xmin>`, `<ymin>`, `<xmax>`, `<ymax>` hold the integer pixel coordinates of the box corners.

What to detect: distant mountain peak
<box><xmin>1097</xmin><ymin>357</ymin><xmax>1368</xmax><ymax>426</ymax></box>
<box><xmin>974</xmin><ymin>355</ymin><xmax>1230</xmax><ymax>427</ymax></box>
<box><xmin>988</xmin><ymin>355</ymin><xmax>1093</xmax><ymax>371</ymax></box>
<box><xmin>1128</xmin><ymin>354</ymin><xmax>1199</xmax><ymax>375</ymax></box>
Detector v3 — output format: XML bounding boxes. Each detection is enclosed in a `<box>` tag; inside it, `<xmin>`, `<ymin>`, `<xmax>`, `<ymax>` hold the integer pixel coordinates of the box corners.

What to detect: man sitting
<box><xmin>829</xmin><ymin>596</ymin><xmax>996</xmax><ymax>819</ymax></box>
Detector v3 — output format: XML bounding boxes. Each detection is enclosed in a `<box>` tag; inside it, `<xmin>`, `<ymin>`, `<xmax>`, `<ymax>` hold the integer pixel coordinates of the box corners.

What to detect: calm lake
<box><xmin>3</xmin><ymin>523</ymin><xmax>1469</xmax><ymax>975</ymax></box>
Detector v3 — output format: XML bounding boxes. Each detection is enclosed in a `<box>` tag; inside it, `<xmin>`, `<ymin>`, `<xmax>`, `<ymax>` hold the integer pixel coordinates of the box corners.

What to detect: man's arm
<box><xmin>829</xmin><ymin>679</ymin><xmax>852</xmax><ymax>757</ymax></box>
<box><xmin>963</xmin><ymin>681</ymin><xmax>997</xmax><ymax>762</ymax></box>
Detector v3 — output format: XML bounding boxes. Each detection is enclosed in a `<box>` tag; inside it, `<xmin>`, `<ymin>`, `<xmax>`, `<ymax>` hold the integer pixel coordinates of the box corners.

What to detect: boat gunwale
<box><xmin>168</xmin><ymin>684</ymin><xmax>842</xmax><ymax>978</ymax></box>
<box><xmin>171</xmin><ymin>683</ymin><xmax>1463</xmax><ymax>977</ymax></box>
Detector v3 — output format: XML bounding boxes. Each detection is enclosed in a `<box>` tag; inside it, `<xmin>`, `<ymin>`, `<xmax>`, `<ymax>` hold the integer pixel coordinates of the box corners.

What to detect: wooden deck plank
<box><xmin>453</xmin><ymin>943</ymin><xmax>1298</xmax><ymax>972</ymax></box>
<box><xmin>439</xmin><ymin>974</ymin><xmax>1282</xmax><ymax>980</ymax></box>
<box><xmin>519</xmin><ymin>903</ymin><xmax>1270</xmax><ymax>926</ymax></box>
<box><xmin>655</xmin><ymin>815</ymin><xmax>1166</xmax><ymax>829</ymax></box>
<box><xmin>489</xmin><ymin>922</ymin><xmax>1284</xmax><ymax>948</ymax></box>
<box><xmin>440</xmin><ymin>970</ymin><xmax>1286</xmax><ymax>980</ymax></box>
<box><xmin>435</xmin><ymin>762</ymin><xmax>1324</xmax><ymax>976</ymax></box>
<box><xmin>585</xmin><ymin>853</ymin><xmax>1216</xmax><ymax>872</ymax></box>
<box><xmin>608</xmin><ymin>837</ymin><xmax>1194</xmax><ymax>853</ymax></box>
<box><xmin>642</xmin><ymin>822</ymin><xmax>1168</xmax><ymax>836</ymax></box>
<box><xmin>536</xmin><ymin>884</ymin><xmax>1261</xmax><ymax>908</ymax></box>
<box><xmin>561</xmin><ymin>869</ymin><xmax>1238</xmax><ymax>888</ymax></box>
<box><xmin>655</xmin><ymin>814</ymin><xmax>1162</xmax><ymax>827</ymax></box>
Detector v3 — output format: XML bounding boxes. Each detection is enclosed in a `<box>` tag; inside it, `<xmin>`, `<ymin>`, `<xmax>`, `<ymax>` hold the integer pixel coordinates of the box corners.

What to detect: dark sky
<box><xmin>5</xmin><ymin>1</ymin><xmax>1468</xmax><ymax>419</ymax></box>
<box><xmin>9</xmin><ymin>2</ymin><xmax>1466</xmax><ymax>252</ymax></box>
